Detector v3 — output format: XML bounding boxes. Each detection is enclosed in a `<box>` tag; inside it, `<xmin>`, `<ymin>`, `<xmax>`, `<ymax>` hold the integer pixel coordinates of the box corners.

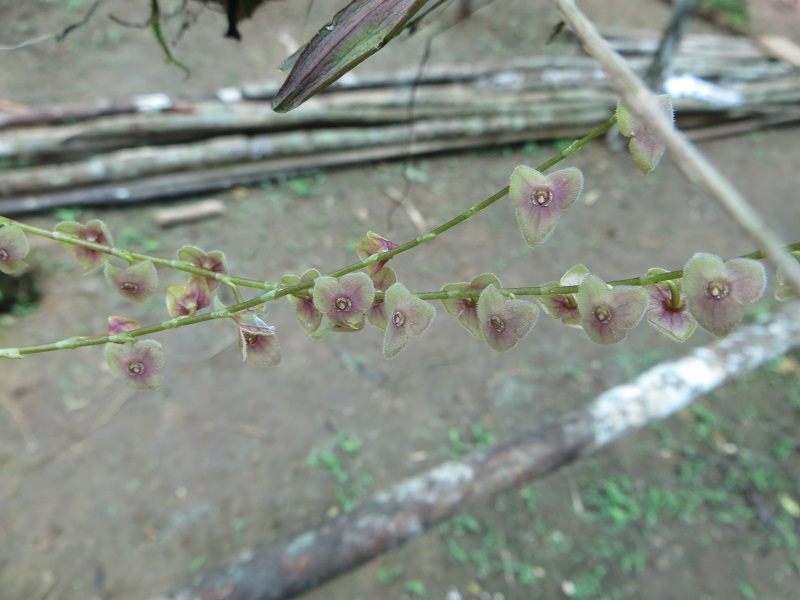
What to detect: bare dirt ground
<box><xmin>1</xmin><ymin>1</ymin><xmax>800</xmax><ymax>600</ymax></box>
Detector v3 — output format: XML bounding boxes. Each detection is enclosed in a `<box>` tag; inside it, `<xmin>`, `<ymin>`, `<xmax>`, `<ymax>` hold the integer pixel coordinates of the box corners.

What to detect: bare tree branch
<box><xmin>552</xmin><ymin>0</ymin><xmax>800</xmax><ymax>297</ymax></box>
<box><xmin>151</xmin><ymin>302</ymin><xmax>800</xmax><ymax>600</ymax></box>
<box><xmin>644</xmin><ymin>0</ymin><xmax>699</xmax><ymax>89</ymax></box>
<box><xmin>57</xmin><ymin>0</ymin><xmax>106</xmax><ymax>42</ymax></box>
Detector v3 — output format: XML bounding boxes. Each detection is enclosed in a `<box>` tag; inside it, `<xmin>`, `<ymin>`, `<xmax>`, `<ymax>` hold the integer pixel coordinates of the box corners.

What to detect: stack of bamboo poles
<box><xmin>0</xmin><ymin>30</ymin><xmax>798</xmax><ymax>215</ymax></box>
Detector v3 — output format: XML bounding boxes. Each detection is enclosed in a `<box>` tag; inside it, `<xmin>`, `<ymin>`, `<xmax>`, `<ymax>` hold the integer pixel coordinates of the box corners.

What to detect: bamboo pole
<box><xmin>0</xmin><ymin>30</ymin><xmax>797</xmax><ymax>213</ymax></box>
<box><xmin>0</xmin><ymin>124</ymin><xmax>600</xmax><ymax>215</ymax></box>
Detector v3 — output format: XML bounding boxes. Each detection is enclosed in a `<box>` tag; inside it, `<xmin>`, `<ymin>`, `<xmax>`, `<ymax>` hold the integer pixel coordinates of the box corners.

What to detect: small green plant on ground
<box><xmin>306</xmin><ymin>431</ymin><xmax>371</xmax><ymax>512</ymax></box>
<box><xmin>700</xmin><ymin>0</ymin><xmax>749</xmax><ymax>31</ymax></box>
<box><xmin>439</xmin><ymin>424</ymin><xmax>497</xmax><ymax>460</ymax></box>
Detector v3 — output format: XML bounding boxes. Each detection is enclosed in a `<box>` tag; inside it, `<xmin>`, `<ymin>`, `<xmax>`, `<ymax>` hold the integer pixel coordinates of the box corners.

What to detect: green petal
<box><xmin>0</xmin><ymin>224</ymin><xmax>30</xmax><ymax>275</ymax></box>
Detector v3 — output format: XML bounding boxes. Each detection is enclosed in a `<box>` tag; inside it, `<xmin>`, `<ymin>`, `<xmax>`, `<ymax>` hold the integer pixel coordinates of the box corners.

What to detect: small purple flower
<box><xmin>355</xmin><ymin>231</ymin><xmax>399</xmax><ymax>274</ymax></box>
<box><xmin>0</xmin><ymin>224</ymin><xmax>30</xmax><ymax>275</ymax></box>
<box><xmin>616</xmin><ymin>95</ymin><xmax>674</xmax><ymax>174</ymax></box>
<box><xmin>536</xmin><ymin>264</ymin><xmax>589</xmax><ymax>328</ymax></box>
<box><xmin>285</xmin><ymin>269</ymin><xmax>324</xmax><ymax>334</ymax></box>
<box><xmin>232</xmin><ymin>311</ymin><xmax>281</xmax><ymax>366</ymax></box>
<box><xmin>441</xmin><ymin>273</ymin><xmax>501</xmax><ymax>339</ymax></box>
<box><xmin>577</xmin><ymin>275</ymin><xmax>648</xmax><ymax>345</ymax></box>
<box><xmin>54</xmin><ymin>219</ymin><xmax>113</xmax><ymax>273</ymax></box>
<box><xmin>366</xmin><ymin>266</ymin><xmax>398</xmax><ymax>330</ymax></box>
<box><xmin>382</xmin><ymin>282</ymin><xmax>435</xmax><ymax>359</ymax></box>
<box><xmin>108</xmin><ymin>316</ymin><xmax>140</xmax><ymax>334</ymax></box>
<box><xmin>177</xmin><ymin>245</ymin><xmax>228</xmax><ymax>291</ymax></box>
<box><xmin>312</xmin><ymin>272</ymin><xmax>375</xmax><ymax>328</ymax></box>
<box><xmin>508</xmin><ymin>166</ymin><xmax>583</xmax><ymax>249</ymax></box>
<box><xmin>644</xmin><ymin>268</ymin><xmax>697</xmax><ymax>342</ymax></box>
<box><xmin>477</xmin><ymin>284</ymin><xmax>539</xmax><ymax>353</ymax></box>
<box><xmin>105</xmin><ymin>340</ymin><xmax>163</xmax><ymax>390</ymax></box>
<box><xmin>105</xmin><ymin>260</ymin><xmax>158</xmax><ymax>303</ymax></box>
<box><xmin>166</xmin><ymin>276</ymin><xmax>211</xmax><ymax>318</ymax></box>
<box><xmin>683</xmin><ymin>253</ymin><xmax>766</xmax><ymax>337</ymax></box>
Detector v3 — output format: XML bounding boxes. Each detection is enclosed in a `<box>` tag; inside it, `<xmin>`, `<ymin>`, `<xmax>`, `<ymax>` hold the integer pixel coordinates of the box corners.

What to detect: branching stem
<box><xmin>0</xmin><ymin>217</ymin><xmax>277</xmax><ymax>292</ymax></box>
<box><xmin>2</xmin><ymin>103</ymin><xmax>796</xmax><ymax>359</ymax></box>
<box><xmin>150</xmin><ymin>0</ymin><xmax>190</xmax><ymax>79</ymax></box>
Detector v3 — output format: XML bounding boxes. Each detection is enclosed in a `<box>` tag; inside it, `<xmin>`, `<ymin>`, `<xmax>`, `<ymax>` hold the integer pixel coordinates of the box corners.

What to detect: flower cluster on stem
<box><xmin>0</xmin><ymin>109</ymin><xmax>788</xmax><ymax>391</ymax></box>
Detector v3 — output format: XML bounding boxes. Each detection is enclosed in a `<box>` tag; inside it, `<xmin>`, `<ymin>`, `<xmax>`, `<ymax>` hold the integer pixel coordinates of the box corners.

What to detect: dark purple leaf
<box><xmin>272</xmin><ymin>0</ymin><xmax>428</xmax><ymax>112</ymax></box>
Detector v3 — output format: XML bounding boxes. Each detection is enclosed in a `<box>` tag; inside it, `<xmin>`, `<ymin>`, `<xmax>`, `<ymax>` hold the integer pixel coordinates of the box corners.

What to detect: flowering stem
<box><xmin>4</xmin><ymin>114</ymin><xmax>786</xmax><ymax>360</ymax></box>
<box><xmin>243</xmin><ymin>115</ymin><xmax>619</xmax><ymax>306</ymax></box>
<box><xmin>1</xmin><ymin>112</ymin><xmax>618</xmax><ymax>302</ymax></box>
<box><xmin>327</xmin><ymin>114</ymin><xmax>619</xmax><ymax>280</ymax></box>
<box><xmin>412</xmin><ymin>242</ymin><xmax>800</xmax><ymax>302</ymax></box>
<box><xmin>5</xmin><ymin>112</ymin><xmax>620</xmax><ymax>358</ymax></box>
<box><xmin>0</xmin><ymin>217</ymin><xmax>278</xmax><ymax>292</ymax></box>
<box><xmin>6</xmin><ymin>241</ymin><xmax>797</xmax><ymax>359</ymax></box>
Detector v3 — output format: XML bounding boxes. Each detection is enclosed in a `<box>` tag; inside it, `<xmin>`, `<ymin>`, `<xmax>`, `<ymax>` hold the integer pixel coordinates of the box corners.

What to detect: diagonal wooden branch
<box><xmin>552</xmin><ymin>0</ymin><xmax>800</xmax><ymax>297</ymax></box>
<box><xmin>151</xmin><ymin>302</ymin><xmax>800</xmax><ymax>600</ymax></box>
<box><xmin>643</xmin><ymin>0</ymin><xmax>699</xmax><ymax>89</ymax></box>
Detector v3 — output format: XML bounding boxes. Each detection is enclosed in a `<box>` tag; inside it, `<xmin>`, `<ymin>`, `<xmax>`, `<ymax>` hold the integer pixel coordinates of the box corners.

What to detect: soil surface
<box><xmin>1</xmin><ymin>2</ymin><xmax>800</xmax><ymax>600</ymax></box>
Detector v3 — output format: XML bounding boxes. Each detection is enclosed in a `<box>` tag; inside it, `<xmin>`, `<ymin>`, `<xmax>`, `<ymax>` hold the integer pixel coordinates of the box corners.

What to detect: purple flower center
<box><xmin>335</xmin><ymin>296</ymin><xmax>352</xmax><ymax>312</ymax></box>
<box><xmin>392</xmin><ymin>310</ymin><xmax>405</xmax><ymax>328</ymax></box>
<box><xmin>531</xmin><ymin>189</ymin><xmax>553</xmax><ymax>207</ymax></box>
<box><xmin>463</xmin><ymin>297</ymin><xmax>475</xmax><ymax>308</ymax></box>
<box><xmin>489</xmin><ymin>315</ymin><xmax>505</xmax><ymax>332</ymax></box>
<box><xmin>244</xmin><ymin>332</ymin><xmax>257</xmax><ymax>346</ymax></box>
<box><xmin>128</xmin><ymin>361</ymin><xmax>145</xmax><ymax>375</ymax></box>
<box><xmin>121</xmin><ymin>282</ymin><xmax>138</xmax><ymax>292</ymax></box>
<box><xmin>593</xmin><ymin>306</ymin><xmax>612</xmax><ymax>323</ymax></box>
<box><xmin>704</xmin><ymin>281</ymin><xmax>730</xmax><ymax>300</ymax></box>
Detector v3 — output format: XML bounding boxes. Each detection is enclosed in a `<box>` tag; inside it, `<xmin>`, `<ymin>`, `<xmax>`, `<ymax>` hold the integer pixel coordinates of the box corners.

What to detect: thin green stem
<box><xmin>326</xmin><ymin>114</ymin><xmax>619</xmax><ymax>280</ymax></box>
<box><xmin>412</xmin><ymin>242</ymin><xmax>800</xmax><ymax>301</ymax></box>
<box><xmin>664</xmin><ymin>279</ymin><xmax>683</xmax><ymax>309</ymax></box>
<box><xmin>7</xmin><ymin>242</ymin><xmax>797</xmax><ymax>358</ymax></box>
<box><xmin>150</xmin><ymin>0</ymin><xmax>190</xmax><ymax>79</ymax></box>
